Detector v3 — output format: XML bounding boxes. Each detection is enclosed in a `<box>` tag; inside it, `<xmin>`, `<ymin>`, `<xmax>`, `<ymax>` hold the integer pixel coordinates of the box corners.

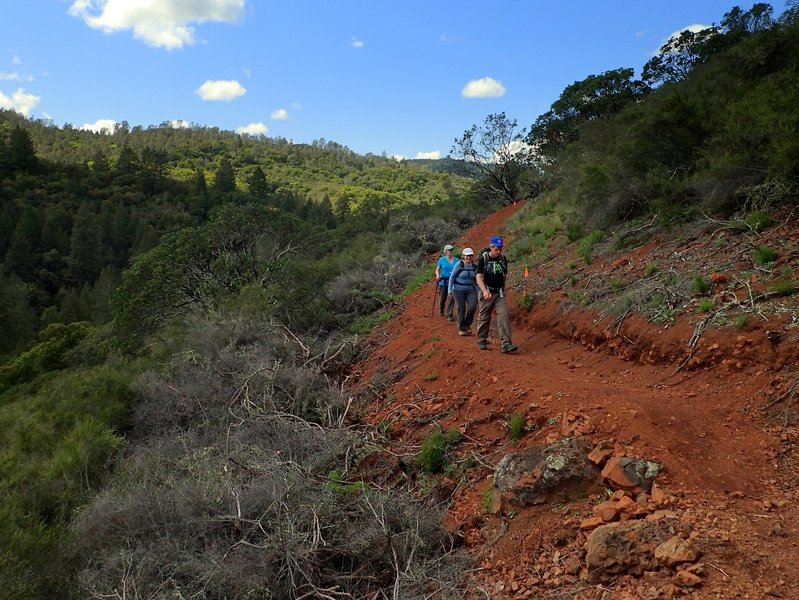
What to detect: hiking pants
<box><xmin>438</xmin><ymin>285</ymin><xmax>454</xmax><ymax>318</ymax></box>
<box><xmin>451</xmin><ymin>289</ymin><xmax>477</xmax><ymax>331</ymax></box>
<box><xmin>476</xmin><ymin>292</ymin><xmax>512</xmax><ymax>346</ymax></box>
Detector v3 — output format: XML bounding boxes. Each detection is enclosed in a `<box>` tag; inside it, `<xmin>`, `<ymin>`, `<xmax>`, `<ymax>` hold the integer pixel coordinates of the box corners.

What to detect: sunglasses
<box><xmin>463</xmin><ymin>255</ymin><xmax>474</xmax><ymax>259</ymax></box>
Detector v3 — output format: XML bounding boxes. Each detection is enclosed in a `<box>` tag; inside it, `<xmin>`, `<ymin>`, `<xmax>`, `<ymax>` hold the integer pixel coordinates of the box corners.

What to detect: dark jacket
<box><xmin>475</xmin><ymin>249</ymin><xmax>508</xmax><ymax>291</ymax></box>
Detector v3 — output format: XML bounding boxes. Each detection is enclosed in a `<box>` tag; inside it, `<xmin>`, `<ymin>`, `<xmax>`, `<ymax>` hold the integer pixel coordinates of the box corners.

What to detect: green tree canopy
<box><xmin>529</xmin><ymin>68</ymin><xmax>648</xmax><ymax>157</ymax></box>
<box><xmin>113</xmin><ymin>204</ymin><xmax>306</xmax><ymax>343</ymax></box>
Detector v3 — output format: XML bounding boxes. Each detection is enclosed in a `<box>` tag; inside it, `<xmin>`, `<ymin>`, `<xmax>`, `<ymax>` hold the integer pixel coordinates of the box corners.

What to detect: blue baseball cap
<box><xmin>490</xmin><ymin>236</ymin><xmax>504</xmax><ymax>248</ymax></box>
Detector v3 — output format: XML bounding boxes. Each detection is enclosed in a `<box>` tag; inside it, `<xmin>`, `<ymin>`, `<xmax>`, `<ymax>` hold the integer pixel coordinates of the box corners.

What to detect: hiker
<box><xmin>475</xmin><ymin>236</ymin><xmax>518</xmax><ymax>353</ymax></box>
<box><xmin>435</xmin><ymin>244</ymin><xmax>456</xmax><ymax>320</ymax></box>
<box><xmin>448</xmin><ymin>247</ymin><xmax>478</xmax><ymax>336</ymax></box>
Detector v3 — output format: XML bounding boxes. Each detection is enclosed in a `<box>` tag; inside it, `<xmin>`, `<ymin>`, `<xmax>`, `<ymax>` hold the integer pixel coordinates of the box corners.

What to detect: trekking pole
<box><xmin>431</xmin><ymin>280</ymin><xmax>439</xmax><ymax>317</ymax></box>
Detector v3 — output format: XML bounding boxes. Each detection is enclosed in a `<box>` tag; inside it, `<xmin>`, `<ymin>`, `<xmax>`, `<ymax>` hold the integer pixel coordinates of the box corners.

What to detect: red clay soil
<box><xmin>351</xmin><ymin>203</ymin><xmax>799</xmax><ymax>599</ymax></box>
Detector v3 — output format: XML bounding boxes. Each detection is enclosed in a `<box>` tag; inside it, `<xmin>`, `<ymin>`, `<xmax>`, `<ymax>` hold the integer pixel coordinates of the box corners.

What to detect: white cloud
<box><xmin>655</xmin><ymin>24</ymin><xmax>714</xmax><ymax>54</ymax></box>
<box><xmin>0</xmin><ymin>71</ymin><xmax>33</xmax><ymax>81</ymax></box>
<box><xmin>12</xmin><ymin>54</ymin><xmax>22</xmax><ymax>65</ymax></box>
<box><xmin>270</xmin><ymin>108</ymin><xmax>288</xmax><ymax>120</ymax></box>
<box><xmin>0</xmin><ymin>88</ymin><xmax>41</xmax><ymax>115</ymax></box>
<box><xmin>668</xmin><ymin>23</ymin><xmax>713</xmax><ymax>39</ymax></box>
<box><xmin>415</xmin><ymin>150</ymin><xmax>441</xmax><ymax>160</ymax></box>
<box><xmin>236</xmin><ymin>122</ymin><xmax>268</xmax><ymax>136</ymax></box>
<box><xmin>495</xmin><ymin>139</ymin><xmax>535</xmax><ymax>161</ymax></box>
<box><xmin>392</xmin><ymin>154</ymin><xmax>406</xmax><ymax>162</ymax></box>
<box><xmin>350</xmin><ymin>37</ymin><xmax>364</xmax><ymax>48</ymax></box>
<box><xmin>169</xmin><ymin>119</ymin><xmax>190</xmax><ymax>128</ymax></box>
<box><xmin>80</xmin><ymin>119</ymin><xmax>117</xmax><ymax>134</ymax></box>
<box><xmin>67</xmin><ymin>0</ymin><xmax>245</xmax><ymax>49</ymax></box>
<box><xmin>290</xmin><ymin>102</ymin><xmax>303</xmax><ymax>110</ymax></box>
<box><xmin>462</xmin><ymin>77</ymin><xmax>506</xmax><ymax>98</ymax></box>
<box><xmin>195</xmin><ymin>79</ymin><xmax>246</xmax><ymax>101</ymax></box>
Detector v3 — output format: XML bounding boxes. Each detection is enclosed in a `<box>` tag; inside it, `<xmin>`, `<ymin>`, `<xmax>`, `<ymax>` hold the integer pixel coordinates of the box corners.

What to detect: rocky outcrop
<box><xmin>492</xmin><ymin>437</ymin><xmax>602</xmax><ymax>510</ymax></box>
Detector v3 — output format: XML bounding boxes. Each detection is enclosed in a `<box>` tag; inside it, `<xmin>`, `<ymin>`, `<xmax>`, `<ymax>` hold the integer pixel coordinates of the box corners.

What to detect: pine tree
<box><xmin>9</xmin><ymin>126</ymin><xmax>38</xmax><ymax>172</ymax></box>
<box><xmin>214</xmin><ymin>157</ymin><xmax>236</xmax><ymax>193</ymax></box>
<box><xmin>67</xmin><ymin>201</ymin><xmax>103</xmax><ymax>286</ymax></box>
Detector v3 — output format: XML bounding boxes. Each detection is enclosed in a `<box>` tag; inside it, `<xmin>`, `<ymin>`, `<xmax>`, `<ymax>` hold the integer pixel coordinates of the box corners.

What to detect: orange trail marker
<box><xmin>524</xmin><ymin>267</ymin><xmax>529</xmax><ymax>278</ymax></box>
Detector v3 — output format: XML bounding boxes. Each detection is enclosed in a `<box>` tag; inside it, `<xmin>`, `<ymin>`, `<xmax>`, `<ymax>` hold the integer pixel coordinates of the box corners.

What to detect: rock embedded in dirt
<box><xmin>493</xmin><ymin>437</ymin><xmax>602</xmax><ymax>509</ymax></box>
<box><xmin>654</xmin><ymin>535</ymin><xmax>701</xmax><ymax>567</ymax></box>
<box><xmin>585</xmin><ymin>517</ymin><xmax>680</xmax><ymax>581</ymax></box>
<box><xmin>672</xmin><ymin>569</ymin><xmax>703</xmax><ymax>587</ymax></box>
<box><xmin>601</xmin><ymin>455</ymin><xmax>661</xmax><ymax>493</ymax></box>
<box><xmin>588</xmin><ymin>442</ymin><xmax>614</xmax><ymax>466</ymax></box>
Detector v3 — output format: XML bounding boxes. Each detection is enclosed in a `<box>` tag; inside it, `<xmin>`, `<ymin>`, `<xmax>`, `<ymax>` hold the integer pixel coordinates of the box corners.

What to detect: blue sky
<box><xmin>0</xmin><ymin>1</ymin><xmax>789</xmax><ymax>160</ymax></box>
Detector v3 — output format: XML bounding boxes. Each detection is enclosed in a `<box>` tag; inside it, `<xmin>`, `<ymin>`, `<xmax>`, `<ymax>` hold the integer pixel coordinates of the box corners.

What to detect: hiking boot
<box><xmin>501</xmin><ymin>343</ymin><xmax>518</xmax><ymax>353</ymax></box>
<box><xmin>458</xmin><ymin>329</ymin><xmax>468</xmax><ymax>336</ymax></box>
<box><xmin>446</xmin><ymin>315</ymin><xmax>453</xmax><ymax>321</ymax></box>
<box><xmin>477</xmin><ymin>341</ymin><xmax>488</xmax><ymax>350</ymax></box>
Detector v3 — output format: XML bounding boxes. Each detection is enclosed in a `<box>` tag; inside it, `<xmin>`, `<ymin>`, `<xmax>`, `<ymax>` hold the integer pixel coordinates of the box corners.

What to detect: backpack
<box><xmin>450</xmin><ymin>259</ymin><xmax>476</xmax><ymax>288</ymax></box>
<box><xmin>479</xmin><ymin>248</ymin><xmax>508</xmax><ymax>276</ymax></box>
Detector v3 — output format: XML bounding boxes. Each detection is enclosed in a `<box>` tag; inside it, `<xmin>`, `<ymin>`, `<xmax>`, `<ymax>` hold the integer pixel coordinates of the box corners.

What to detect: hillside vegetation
<box><xmin>1</xmin><ymin>2</ymin><xmax>798</xmax><ymax>598</ymax></box>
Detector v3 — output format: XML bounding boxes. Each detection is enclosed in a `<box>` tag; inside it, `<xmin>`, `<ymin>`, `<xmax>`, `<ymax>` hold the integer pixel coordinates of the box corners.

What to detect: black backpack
<box><xmin>479</xmin><ymin>248</ymin><xmax>508</xmax><ymax>276</ymax></box>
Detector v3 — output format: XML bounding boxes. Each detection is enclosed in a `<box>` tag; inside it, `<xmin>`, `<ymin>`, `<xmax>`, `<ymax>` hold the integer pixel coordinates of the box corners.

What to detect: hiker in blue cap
<box><xmin>435</xmin><ymin>244</ymin><xmax>456</xmax><ymax>320</ymax></box>
<box><xmin>475</xmin><ymin>236</ymin><xmax>518</xmax><ymax>352</ymax></box>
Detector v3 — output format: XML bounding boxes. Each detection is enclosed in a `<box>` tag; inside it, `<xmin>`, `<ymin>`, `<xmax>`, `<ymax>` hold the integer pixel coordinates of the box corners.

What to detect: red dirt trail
<box><xmin>352</xmin><ymin>203</ymin><xmax>799</xmax><ymax>599</ymax></box>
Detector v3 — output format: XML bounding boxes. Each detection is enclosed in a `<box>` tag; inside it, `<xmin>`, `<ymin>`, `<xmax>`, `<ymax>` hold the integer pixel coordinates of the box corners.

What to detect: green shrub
<box><xmin>507</xmin><ymin>413</ymin><xmax>525</xmax><ymax>442</ymax></box>
<box><xmin>518</xmin><ymin>293</ymin><xmax>534</xmax><ymax>312</ymax></box>
<box><xmin>697</xmin><ymin>298</ymin><xmax>715</xmax><ymax>312</ymax></box>
<box><xmin>769</xmin><ymin>279</ymin><xmax>796</xmax><ymax>296</ymax></box>
<box><xmin>326</xmin><ymin>470</ymin><xmax>367</xmax><ymax>493</ymax></box>
<box><xmin>481</xmin><ymin>487</ymin><xmax>494</xmax><ymax>513</ymax></box>
<box><xmin>652</xmin><ymin>307</ymin><xmax>677</xmax><ymax>325</ymax></box>
<box><xmin>348</xmin><ymin>309</ymin><xmax>396</xmax><ymax>335</ymax></box>
<box><xmin>753</xmin><ymin>245</ymin><xmax>777</xmax><ymax>265</ymax></box>
<box><xmin>746</xmin><ymin>210</ymin><xmax>774</xmax><ymax>232</ymax></box>
<box><xmin>566</xmin><ymin>223</ymin><xmax>583</xmax><ymax>242</ymax></box>
<box><xmin>417</xmin><ymin>428</ymin><xmax>461</xmax><ymax>473</ymax></box>
<box><xmin>0</xmin><ymin>364</ymin><xmax>134</xmax><ymax>597</ymax></box>
<box><xmin>730</xmin><ymin>210</ymin><xmax>774</xmax><ymax>233</ymax></box>
<box><xmin>644</xmin><ymin>262</ymin><xmax>658</xmax><ymax>277</ymax></box>
<box><xmin>610</xmin><ymin>279</ymin><xmax>627</xmax><ymax>292</ymax></box>
<box><xmin>0</xmin><ymin>322</ymin><xmax>93</xmax><ymax>392</ymax></box>
<box><xmin>692</xmin><ymin>275</ymin><xmax>711</xmax><ymax>295</ymax></box>
<box><xmin>575</xmin><ymin>230</ymin><xmax>605</xmax><ymax>265</ymax></box>
<box><xmin>402</xmin><ymin>265</ymin><xmax>437</xmax><ymax>297</ymax></box>
<box><xmin>418</xmin><ymin>428</ymin><xmax>447</xmax><ymax>473</ymax></box>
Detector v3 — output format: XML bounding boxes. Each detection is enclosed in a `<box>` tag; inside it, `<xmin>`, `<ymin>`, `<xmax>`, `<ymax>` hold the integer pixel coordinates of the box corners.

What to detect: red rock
<box><xmin>672</xmin><ymin>569</ymin><xmax>703</xmax><ymax>587</ymax></box>
<box><xmin>580</xmin><ymin>516</ymin><xmax>605</xmax><ymax>530</ymax></box>
<box><xmin>655</xmin><ymin>536</ymin><xmax>701</xmax><ymax>567</ymax></box>
<box><xmin>588</xmin><ymin>445</ymin><xmax>613</xmax><ymax>465</ymax></box>
<box><xmin>593</xmin><ymin>501</ymin><xmax>620</xmax><ymax>522</ymax></box>
<box><xmin>602</xmin><ymin>456</ymin><xmax>639</xmax><ymax>489</ymax></box>
<box><xmin>563</xmin><ymin>555</ymin><xmax>582</xmax><ymax>575</ymax></box>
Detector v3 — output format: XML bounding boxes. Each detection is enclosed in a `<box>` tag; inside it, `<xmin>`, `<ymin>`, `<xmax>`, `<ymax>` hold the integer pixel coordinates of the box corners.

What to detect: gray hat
<box><xmin>443</xmin><ymin>244</ymin><xmax>454</xmax><ymax>251</ymax></box>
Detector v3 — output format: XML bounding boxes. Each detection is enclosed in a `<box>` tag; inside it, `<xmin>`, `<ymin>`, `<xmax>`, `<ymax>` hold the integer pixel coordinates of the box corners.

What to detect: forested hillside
<box><xmin>0</xmin><ymin>108</ymin><xmax>484</xmax><ymax>598</ymax></box>
<box><xmin>0</xmin><ymin>113</ymin><xmax>475</xmax><ymax>355</ymax></box>
<box><xmin>1</xmin><ymin>2</ymin><xmax>798</xmax><ymax>598</ymax></box>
